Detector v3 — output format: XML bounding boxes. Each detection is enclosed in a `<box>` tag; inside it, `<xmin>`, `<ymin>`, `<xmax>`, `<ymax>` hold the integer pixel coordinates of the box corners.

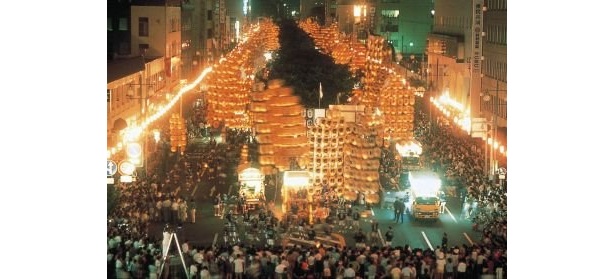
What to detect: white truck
<box><xmin>395</xmin><ymin>140</ymin><xmax>423</xmax><ymax>173</ymax></box>
<box><xmin>408</xmin><ymin>170</ymin><xmax>443</xmax><ymax>220</ymax></box>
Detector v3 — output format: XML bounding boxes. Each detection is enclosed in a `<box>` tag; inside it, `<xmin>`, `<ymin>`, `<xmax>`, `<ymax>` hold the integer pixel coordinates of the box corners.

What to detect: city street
<box><xmin>146</xmin><ymin>170</ymin><xmax>484</xmax><ymax>252</ymax></box>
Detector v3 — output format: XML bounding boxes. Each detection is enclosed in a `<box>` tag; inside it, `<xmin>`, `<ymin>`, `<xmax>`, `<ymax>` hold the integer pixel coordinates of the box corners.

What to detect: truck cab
<box><xmin>408</xmin><ymin>170</ymin><xmax>442</xmax><ymax>220</ymax></box>
<box><xmin>411</xmin><ymin>196</ymin><xmax>441</xmax><ymax>219</ymax></box>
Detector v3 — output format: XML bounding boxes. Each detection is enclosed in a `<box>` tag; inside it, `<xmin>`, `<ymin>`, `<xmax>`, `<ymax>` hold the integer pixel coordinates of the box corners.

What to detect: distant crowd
<box><xmin>109</xmin><ymin>232</ymin><xmax>505</xmax><ymax>279</ymax></box>
<box><xmin>107</xmin><ymin>99</ymin><xmax>506</xmax><ymax>279</ymax></box>
<box><xmin>415</xmin><ymin>111</ymin><xmax>506</xmax><ymax>249</ymax></box>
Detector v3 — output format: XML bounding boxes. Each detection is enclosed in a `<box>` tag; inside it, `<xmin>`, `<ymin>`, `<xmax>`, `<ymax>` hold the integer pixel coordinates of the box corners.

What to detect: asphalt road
<box><xmin>147</xmin><ymin>175</ymin><xmax>483</xmax><ymax>253</ymax></box>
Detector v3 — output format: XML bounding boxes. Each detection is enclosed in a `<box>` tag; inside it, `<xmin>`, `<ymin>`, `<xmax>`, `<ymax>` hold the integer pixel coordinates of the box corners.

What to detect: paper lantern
<box><xmin>343</xmin><ymin>190</ymin><xmax>357</xmax><ymax>201</ymax></box>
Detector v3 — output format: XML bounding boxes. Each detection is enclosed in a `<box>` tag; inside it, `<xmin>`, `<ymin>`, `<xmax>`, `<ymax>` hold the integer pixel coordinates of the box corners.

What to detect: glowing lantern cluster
<box><xmin>342</xmin><ymin>109</ymin><xmax>383</xmax><ymax>204</ymax></box>
<box><xmin>299</xmin><ymin>19</ymin><xmax>341</xmax><ymax>55</ymax></box>
<box><xmin>299</xmin><ymin>19</ymin><xmax>323</xmax><ymax>48</ymax></box>
<box><xmin>379</xmin><ymin>75</ymin><xmax>415</xmax><ymax>142</ymax></box>
<box><xmin>169</xmin><ymin>113</ymin><xmax>187</xmax><ymax>153</ymax></box>
<box><xmin>321</xmin><ymin>22</ymin><xmax>340</xmax><ymax>52</ymax></box>
<box><xmin>251</xmin><ymin>80</ymin><xmax>309</xmax><ymax>175</ymax></box>
<box><xmin>307</xmin><ymin>109</ymin><xmax>348</xmax><ymax>189</ymax></box>
<box><xmin>204</xmin><ymin>51</ymin><xmax>250</xmax><ymax>129</ymax></box>
<box><xmin>360</xmin><ymin>35</ymin><xmax>388</xmax><ymax>107</ymax></box>
<box><xmin>204</xmin><ymin>19</ymin><xmax>280</xmax><ymax>130</ymax></box>
<box><xmin>330</xmin><ymin>39</ymin><xmax>352</xmax><ymax>65</ymax></box>
<box><xmin>349</xmin><ymin>42</ymin><xmax>367</xmax><ymax>72</ymax></box>
<box><xmin>298</xmin><ymin>18</ymin><xmax>366</xmax><ymax>72</ymax></box>
<box><xmin>261</xmin><ymin>19</ymin><xmax>280</xmax><ymax>51</ymax></box>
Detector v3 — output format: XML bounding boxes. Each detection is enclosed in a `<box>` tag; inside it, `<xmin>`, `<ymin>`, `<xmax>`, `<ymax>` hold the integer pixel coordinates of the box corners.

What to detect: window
<box><xmin>207</xmin><ymin>28</ymin><xmax>213</xmax><ymax>38</ymax></box>
<box><xmin>380</xmin><ymin>24</ymin><xmax>398</xmax><ymax>32</ymax></box>
<box><xmin>171</xmin><ymin>17</ymin><xmax>179</xmax><ymax>32</ymax></box>
<box><xmin>503</xmin><ymin>63</ymin><xmax>507</xmax><ymax>82</ymax></box>
<box><xmin>171</xmin><ymin>41</ymin><xmax>178</xmax><ymax>57</ymax></box>
<box><xmin>207</xmin><ymin>10</ymin><xmax>213</xmax><ymax>20</ymax></box>
<box><xmin>182</xmin><ymin>17</ymin><xmax>192</xmax><ymax>31</ymax></box>
<box><xmin>503</xmin><ymin>26</ymin><xmax>507</xmax><ymax>45</ymax></box>
<box><xmin>138</xmin><ymin>17</ymin><xmax>149</xmax><ymax>37</ymax></box>
<box><xmin>381</xmin><ymin>10</ymin><xmax>399</xmax><ymax>18</ymax></box>
<box><xmin>139</xmin><ymin>44</ymin><xmax>149</xmax><ymax>55</ymax></box>
<box><xmin>119</xmin><ymin>18</ymin><xmax>128</xmax><ymax>31</ymax></box>
<box><xmin>381</xmin><ymin>10</ymin><xmax>399</xmax><ymax>33</ymax></box>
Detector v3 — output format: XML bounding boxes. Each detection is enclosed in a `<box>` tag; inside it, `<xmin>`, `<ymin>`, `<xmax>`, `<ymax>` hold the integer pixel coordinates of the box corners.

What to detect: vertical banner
<box><xmin>470</xmin><ymin>0</ymin><xmax>484</xmax><ymax>118</ymax></box>
<box><xmin>471</xmin><ymin>0</ymin><xmax>484</xmax><ymax>75</ymax></box>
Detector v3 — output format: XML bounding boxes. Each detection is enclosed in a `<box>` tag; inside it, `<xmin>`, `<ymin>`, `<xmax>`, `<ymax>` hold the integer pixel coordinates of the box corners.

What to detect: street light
<box><xmin>482</xmin><ymin>84</ymin><xmax>506</xmax><ymax>180</ymax></box>
<box><xmin>426</xmin><ymin>65</ymin><xmax>447</xmax><ymax>126</ymax></box>
<box><xmin>126</xmin><ymin>77</ymin><xmax>157</xmax><ymax>180</ymax></box>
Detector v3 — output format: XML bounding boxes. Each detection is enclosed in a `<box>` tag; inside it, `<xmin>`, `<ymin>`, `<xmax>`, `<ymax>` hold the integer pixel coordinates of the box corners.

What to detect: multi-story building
<box><xmin>426</xmin><ymin>0</ymin><xmax>506</xmax><ymax>174</ymax></box>
<box><xmin>373</xmin><ymin>0</ymin><xmax>433</xmax><ymax>58</ymax></box>
<box><xmin>131</xmin><ymin>0</ymin><xmax>182</xmax><ymax>89</ymax></box>
<box><xmin>481</xmin><ymin>0</ymin><xmax>506</xmax><ymax>132</ymax></box>
<box><xmin>109</xmin><ymin>0</ymin><xmax>221</xmax><ymax>80</ymax></box>
<box><xmin>330</xmin><ymin>0</ymin><xmax>431</xmax><ymax>66</ymax></box>
<box><xmin>301</xmin><ymin>0</ymin><xmax>325</xmax><ymax>21</ymax></box>
<box><xmin>481</xmin><ymin>0</ymin><xmax>506</xmax><ymax>172</ymax></box>
<box><xmin>426</xmin><ymin>0</ymin><xmax>473</xmax><ymax>107</ymax></box>
<box><xmin>334</xmin><ymin>0</ymin><xmax>372</xmax><ymax>41</ymax></box>
<box><xmin>180</xmin><ymin>0</ymin><xmax>199</xmax><ymax>81</ymax></box>
<box><xmin>107</xmin><ymin>56</ymin><xmax>167</xmax><ymax>152</ymax></box>
<box><xmin>227</xmin><ymin>0</ymin><xmax>245</xmax><ymax>46</ymax></box>
<box><xmin>107</xmin><ymin>0</ymin><xmax>196</xmax><ymax>156</ymax></box>
<box><xmin>108</xmin><ymin>0</ymin><xmax>132</xmax><ymax>60</ymax></box>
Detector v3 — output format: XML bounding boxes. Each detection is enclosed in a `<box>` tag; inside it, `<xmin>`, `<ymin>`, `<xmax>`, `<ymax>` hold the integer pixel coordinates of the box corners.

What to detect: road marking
<box><xmin>444</xmin><ymin>205</ymin><xmax>457</xmax><ymax>223</ymax></box>
<box><xmin>377</xmin><ymin>229</ymin><xmax>385</xmax><ymax>246</ymax></box>
<box><xmin>213</xmin><ymin>233</ymin><xmax>218</xmax><ymax>247</ymax></box>
<box><xmin>463</xmin><ymin>233</ymin><xmax>474</xmax><ymax>246</ymax></box>
<box><xmin>421</xmin><ymin>231</ymin><xmax>433</xmax><ymax>250</ymax></box>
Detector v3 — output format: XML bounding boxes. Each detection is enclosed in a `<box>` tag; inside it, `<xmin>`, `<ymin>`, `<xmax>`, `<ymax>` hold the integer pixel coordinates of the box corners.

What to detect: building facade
<box><xmin>108</xmin><ymin>0</ymin><xmax>132</xmax><ymax>60</ymax></box>
<box><xmin>107</xmin><ymin>57</ymin><xmax>167</xmax><ymax>150</ymax></box>
<box><xmin>131</xmin><ymin>0</ymin><xmax>182</xmax><ymax>90</ymax></box>
<box><xmin>481</xmin><ymin>0</ymin><xmax>506</xmax><ymax>130</ymax></box>
<box><xmin>373</xmin><ymin>0</ymin><xmax>433</xmax><ymax>57</ymax></box>
<box><xmin>426</xmin><ymin>0</ymin><xmax>476</xmax><ymax>117</ymax></box>
<box><xmin>426</xmin><ymin>0</ymin><xmax>507</xmax><ymax>174</ymax></box>
<box><xmin>334</xmin><ymin>0</ymin><xmax>373</xmax><ymax>41</ymax></box>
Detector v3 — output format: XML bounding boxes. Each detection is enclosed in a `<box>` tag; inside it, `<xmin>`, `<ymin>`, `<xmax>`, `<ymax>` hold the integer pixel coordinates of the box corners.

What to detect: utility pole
<box><xmin>483</xmin><ymin>80</ymin><xmax>506</xmax><ymax>180</ymax></box>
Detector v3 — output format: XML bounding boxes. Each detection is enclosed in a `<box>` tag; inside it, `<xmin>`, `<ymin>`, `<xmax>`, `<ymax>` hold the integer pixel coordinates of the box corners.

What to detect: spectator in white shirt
<box><xmin>194</xmin><ymin>250</ymin><xmax>205</xmax><ymax>265</ymax></box>
<box><xmin>456</xmin><ymin>259</ymin><xmax>467</xmax><ymax>279</ymax></box>
<box><xmin>200</xmin><ymin>265</ymin><xmax>212</xmax><ymax>279</ymax></box>
<box><xmin>343</xmin><ymin>264</ymin><xmax>355</xmax><ymax>279</ymax></box>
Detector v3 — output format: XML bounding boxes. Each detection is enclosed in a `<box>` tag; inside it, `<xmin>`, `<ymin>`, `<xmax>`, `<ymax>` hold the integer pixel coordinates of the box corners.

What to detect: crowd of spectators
<box><xmin>414</xmin><ymin>111</ymin><xmax>507</xmax><ymax>250</ymax></box>
<box><xmin>107</xmin><ymin>98</ymin><xmax>506</xmax><ymax>278</ymax></box>
<box><xmin>108</xmin><ymin>110</ymin><xmax>261</xmax><ymax>277</ymax></box>
<box><xmin>108</xmin><ymin>237</ymin><xmax>505</xmax><ymax>279</ymax></box>
<box><xmin>379</xmin><ymin>148</ymin><xmax>401</xmax><ymax>190</ymax></box>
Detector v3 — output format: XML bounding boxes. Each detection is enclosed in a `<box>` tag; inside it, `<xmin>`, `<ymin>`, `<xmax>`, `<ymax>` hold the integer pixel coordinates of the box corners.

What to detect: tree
<box><xmin>268</xmin><ymin>19</ymin><xmax>357</xmax><ymax>108</ymax></box>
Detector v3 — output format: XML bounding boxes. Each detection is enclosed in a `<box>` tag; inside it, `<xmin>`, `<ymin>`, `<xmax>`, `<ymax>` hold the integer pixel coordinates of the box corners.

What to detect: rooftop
<box><xmin>107</xmin><ymin>56</ymin><xmax>159</xmax><ymax>84</ymax></box>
